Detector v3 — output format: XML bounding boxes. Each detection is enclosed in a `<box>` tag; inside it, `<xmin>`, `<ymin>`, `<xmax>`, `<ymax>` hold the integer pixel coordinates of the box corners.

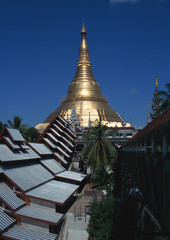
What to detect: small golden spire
<box><xmin>155</xmin><ymin>75</ymin><xmax>158</xmax><ymax>89</ymax></box>
<box><xmin>81</xmin><ymin>20</ymin><xmax>87</xmax><ymax>35</ymax></box>
<box><xmin>73</xmin><ymin>94</ymin><xmax>75</xmax><ymax>104</ymax></box>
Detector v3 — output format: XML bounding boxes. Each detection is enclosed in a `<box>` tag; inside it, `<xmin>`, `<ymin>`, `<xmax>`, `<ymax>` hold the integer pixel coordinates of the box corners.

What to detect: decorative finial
<box><xmin>81</xmin><ymin>20</ymin><xmax>87</xmax><ymax>35</ymax></box>
<box><xmin>73</xmin><ymin>94</ymin><xmax>75</xmax><ymax>104</ymax></box>
<box><xmin>156</xmin><ymin>75</ymin><xmax>158</xmax><ymax>89</ymax></box>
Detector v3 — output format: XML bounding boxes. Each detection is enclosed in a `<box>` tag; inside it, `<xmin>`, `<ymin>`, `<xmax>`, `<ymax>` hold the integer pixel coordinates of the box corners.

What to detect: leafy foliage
<box><xmin>151</xmin><ymin>80</ymin><xmax>170</xmax><ymax>120</ymax></box>
<box><xmin>7</xmin><ymin>115</ymin><xmax>39</xmax><ymax>142</ymax></box>
<box><xmin>22</xmin><ymin>127</ymin><xmax>39</xmax><ymax>142</ymax></box>
<box><xmin>7</xmin><ymin>115</ymin><xmax>29</xmax><ymax>131</ymax></box>
<box><xmin>82</xmin><ymin>120</ymin><xmax>117</xmax><ymax>171</ymax></box>
<box><xmin>87</xmin><ymin>196</ymin><xmax>115</xmax><ymax>240</ymax></box>
<box><xmin>91</xmin><ymin>166</ymin><xmax>115</xmax><ymax>189</ymax></box>
<box><xmin>159</xmin><ymin>80</ymin><xmax>170</xmax><ymax>113</ymax></box>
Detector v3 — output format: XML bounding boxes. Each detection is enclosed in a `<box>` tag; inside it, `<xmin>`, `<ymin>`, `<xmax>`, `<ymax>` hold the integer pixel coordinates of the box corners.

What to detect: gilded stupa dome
<box><xmin>41</xmin><ymin>22</ymin><xmax>123</xmax><ymax>128</ymax></box>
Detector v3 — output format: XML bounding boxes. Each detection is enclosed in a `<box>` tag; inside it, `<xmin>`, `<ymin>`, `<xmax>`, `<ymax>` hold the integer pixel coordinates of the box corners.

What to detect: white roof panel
<box><xmin>3</xmin><ymin>162</ymin><xmax>53</xmax><ymax>192</ymax></box>
<box><xmin>29</xmin><ymin>142</ymin><xmax>53</xmax><ymax>156</ymax></box>
<box><xmin>26</xmin><ymin>180</ymin><xmax>78</xmax><ymax>204</ymax></box>
<box><xmin>50</xmin><ymin>128</ymin><xmax>61</xmax><ymax>138</ymax></box>
<box><xmin>57</xmin><ymin>146</ymin><xmax>70</xmax><ymax>158</ymax></box>
<box><xmin>0</xmin><ymin>207</ymin><xmax>16</xmax><ymax>232</ymax></box>
<box><xmin>0</xmin><ymin>144</ymin><xmax>41</xmax><ymax>163</ymax></box>
<box><xmin>7</xmin><ymin>128</ymin><xmax>25</xmax><ymax>142</ymax></box>
<box><xmin>53</xmin><ymin>152</ymin><xmax>68</xmax><ymax>165</ymax></box>
<box><xmin>2</xmin><ymin>225</ymin><xmax>57</xmax><ymax>240</ymax></box>
<box><xmin>15</xmin><ymin>206</ymin><xmax>63</xmax><ymax>225</ymax></box>
<box><xmin>40</xmin><ymin>159</ymin><xmax>65</xmax><ymax>174</ymax></box>
<box><xmin>56</xmin><ymin>171</ymin><xmax>86</xmax><ymax>182</ymax></box>
<box><xmin>3</xmin><ymin>137</ymin><xmax>20</xmax><ymax>150</ymax></box>
<box><xmin>0</xmin><ymin>181</ymin><xmax>25</xmax><ymax>210</ymax></box>
<box><xmin>47</xmin><ymin>133</ymin><xmax>59</xmax><ymax>143</ymax></box>
<box><xmin>43</xmin><ymin>138</ymin><xmax>57</xmax><ymax>149</ymax></box>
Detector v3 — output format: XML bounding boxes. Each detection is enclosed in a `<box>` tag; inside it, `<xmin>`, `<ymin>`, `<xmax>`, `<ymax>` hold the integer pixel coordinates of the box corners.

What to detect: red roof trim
<box><xmin>121</xmin><ymin>108</ymin><xmax>170</xmax><ymax>147</ymax></box>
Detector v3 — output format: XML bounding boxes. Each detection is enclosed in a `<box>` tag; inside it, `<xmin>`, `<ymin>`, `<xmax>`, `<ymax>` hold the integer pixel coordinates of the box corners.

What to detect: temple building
<box><xmin>36</xmin><ymin>22</ymin><xmax>131</xmax><ymax>132</ymax></box>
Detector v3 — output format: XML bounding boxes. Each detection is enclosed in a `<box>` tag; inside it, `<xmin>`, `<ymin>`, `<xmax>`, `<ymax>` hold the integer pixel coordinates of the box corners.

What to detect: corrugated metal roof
<box><xmin>57</xmin><ymin>146</ymin><xmax>70</xmax><ymax>158</ymax></box>
<box><xmin>19</xmin><ymin>142</ymin><xmax>29</xmax><ymax>150</ymax></box>
<box><xmin>58</xmin><ymin>116</ymin><xmax>69</xmax><ymax>125</ymax></box>
<box><xmin>40</xmin><ymin>159</ymin><xmax>65</xmax><ymax>175</ymax></box>
<box><xmin>59</xmin><ymin>142</ymin><xmax>72</xmax><ymax>153</ymax></box>
<box><xmin>53</xmin><ymin>124</ymin><xmax>63</xmax><ymax>133</ymax></box>
<box><xmin>64</xmin><ymin>132</ymin><xmax>73</xmax><ymax>141</ymax></box>
<box><xmin>0</xmin><ymin>144</ymin><xmax>41</xmax><ymax>163</ymax></box>
<box><xmin>47</xmin><ymin>133</ymin><xmax>72</xmax><ymax>153</ymax></box>
<box><xmin>55</xmin><ymin>122</ymin><xmax>73</xmax><ymax>141</ymax></box>
<box><xmin>0</xmin><ymin>181</ymin><xmax>25</xmax><ymax>210</ymax></box>
<box><xmin>61</xmin><ymin>136</ymin><xmax>74</xmax><ymax>147</ymax></box>
<box><xmin>50</xmin><ymin>128</ymin><xmax>74</xmax><ymax>147</ymax></box>
<box><xmin>2</xmin><ymin>224</ymin><xmax>57</xmax><ymax>240</ymax></box>
<box><xmin>56</xmin><ymin>171</ymin><xmax>86</xmax><ymax>182</ymax></box>
<box><xmin>50</xmin><ymin>128</ymin><xmax>61</xmax><ymax>138</ymax></box>
<box><xmin>56</xmin><ymin>120</ymin><xmax>66</xmax><ymax>129</ymax></box>
<box><xmin>53</xmin><ymin>152</ymin><xmax>68</xmax><ymax>165</ymax></box>
<box><xmin>66</xmin><ymin>128</ymin><xmax>76</xmax><ymax>138</ymax></box>
<box><xmin>3</xmin><ymin>162</ymin><xmax>53</xmax><ymax>192</ymax></box>
<box><xmin>28</xmin><ymin>142</ymin><xmax>53</xmax><ymax>156</ymax></box>
<box><xmin>7</xmin><ymin>128</ymin><xmax>25</xmax><ymax>142</ymax></box>
<box><xmin>15</xmin><ymin>205</ymin><xmax>63</xmax><ymax>224</ymax></box>
<box><xmin>43</xmin><ymin>138</ymin><xmax>57</xmax><ymax>149</ymax></box>
<box><xmin>47</xmin><ymin>133</ymin><xmax>59</xmax><ymax>143</ymax></box>
<box><xmin>0</xmin><ymin>165</ymin><xmax>4</xmax><ymax>174</ymax></box>
<box><xmin>0</xmin><ymin>207</ymin><xmax>16</xmax><ymax>232</ymax></box>
<box><xmin>3</xmin><ymin>137</ymin><xmax>20</xmax><ymax>150</ymax></box>
<box><xmin>26</xmin><ymin>180</ymin><xmax>78</xmax><ymax>204</ymax></box>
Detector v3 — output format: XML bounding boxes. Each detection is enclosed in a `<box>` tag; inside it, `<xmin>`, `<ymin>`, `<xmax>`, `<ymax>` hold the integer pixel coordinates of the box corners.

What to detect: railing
<box><xmin>119</xmin><ymin>109</ymin><xmax>170</xmax><ymax>239</ymax></box>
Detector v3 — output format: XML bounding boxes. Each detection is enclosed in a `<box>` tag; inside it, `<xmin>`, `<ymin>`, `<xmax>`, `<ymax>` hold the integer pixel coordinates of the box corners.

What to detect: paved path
<box><xmin>62</xmin><ymin>184</ymin><xmax>103</xmax><ymax>240</ymax></box>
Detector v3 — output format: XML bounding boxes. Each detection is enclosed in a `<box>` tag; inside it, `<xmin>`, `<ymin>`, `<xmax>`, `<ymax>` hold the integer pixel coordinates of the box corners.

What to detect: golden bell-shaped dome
<box><xmin>44</xmin><ymin>22</ymin><xmax>123</xmax><ymax>127</ymax></box>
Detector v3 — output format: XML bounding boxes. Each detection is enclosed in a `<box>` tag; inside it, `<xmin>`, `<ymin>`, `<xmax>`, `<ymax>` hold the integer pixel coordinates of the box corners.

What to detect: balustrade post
<box><xmin>144</xmin><ymin>138</ymin><xmax>147</xmax><ymax>154</ymax></box>
<box><xmin>162</xmin><ymin>134</ymin><xmax>167</xmax><ymax>158</ymax></box>
<box><xmin>151</xmin><ymin>136</ymin><xmax>155</xmax><ymax>155</ymax></box>
<box><xmin>140</xmin><ymin>140</ymin><xmax>142</xmax><ymax>154</ymax></box>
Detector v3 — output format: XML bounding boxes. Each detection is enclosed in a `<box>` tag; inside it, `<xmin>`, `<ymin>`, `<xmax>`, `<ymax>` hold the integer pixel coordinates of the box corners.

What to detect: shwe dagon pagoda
<box><xmin>36</xmin><ymin>22</ymin><xmax>131</xmax><ymax>132</ymax></box>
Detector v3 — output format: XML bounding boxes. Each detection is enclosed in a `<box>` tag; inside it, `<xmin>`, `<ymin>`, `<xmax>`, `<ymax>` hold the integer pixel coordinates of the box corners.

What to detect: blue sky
<box><xmin>0</xmin><ymin>0</ymin><xmax>170</xmax><ymax>129</ymax></box>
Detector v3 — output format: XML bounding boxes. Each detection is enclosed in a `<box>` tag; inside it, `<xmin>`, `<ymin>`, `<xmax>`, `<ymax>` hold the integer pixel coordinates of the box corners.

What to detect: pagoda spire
<box><xmin>150</xmin><ymin>75</ymin><xmax>161</xmax><ymax>120</ymax></box>
<box><xmin>77</xmin><ymin>21</ymin><xmax>91</xmax><ymax>67</ymax></box>
<box><xmin>156</xmin><ymin>74</ymin><xmax>158</xmax><ymax>89</ymax></box>
<box><xmin>43</xmin><ymin>22</ymin><xmax>123</xmax><ymax>127</ymax></box>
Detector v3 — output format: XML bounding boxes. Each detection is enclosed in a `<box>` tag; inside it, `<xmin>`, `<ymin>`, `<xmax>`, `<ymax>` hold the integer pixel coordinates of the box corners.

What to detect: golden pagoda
<box><xmin>37</xmin><ymin>22</ymin><xmax>124</xmax><ymax>131</ymax></box>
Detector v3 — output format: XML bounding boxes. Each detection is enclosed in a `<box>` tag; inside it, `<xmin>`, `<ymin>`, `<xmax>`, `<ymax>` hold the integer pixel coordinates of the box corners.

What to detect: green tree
<box><xmin>23</xmin><ymin>127</ymin><xmax>39</xmax><ymax>142</ymax></box>
<box><xmin>91</xmin><ymin>166</ymin><xmax>114</xmax><ymax>189</ymax></box>
<box><xmin>82</xmin><ymin>120</ymin><xmax>117</xmax><ymax>171</ymax></box>
<box><xmin>7</xmin><ymin>115</ymin><xmax>28</xmax><ymax>131</ymax></box>
<box><xmin>151</xmin><ymin>87</ymin><xmax>162</xmax><ymax>120</ymax></box>
<box><xmin>87</xmin><ymin>196</ymin><xmax>115</xmax><ymax>240</ymax></box>
<box><xmin>159</xmin><ymin>80</ymin><xmax>170</xmax><ymax>113</ymax></box>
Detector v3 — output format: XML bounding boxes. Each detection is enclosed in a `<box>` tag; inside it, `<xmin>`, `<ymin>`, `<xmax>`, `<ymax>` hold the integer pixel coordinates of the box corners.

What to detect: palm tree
<box><xmin>159</xmin><ymin>80</ymin><xmax>170</xmax><ymax>112</ymax></box>
<box><xmin>91</xmin><ymin>166</ymin><xmax>115</xmax><ymax>189</ymax></box>
<box><xmin>82</xmin><ymin>120</ymin><xmax>117</xmax><ymax>171</ymax></box>
<box><xmin>7</xmin><ymin>115</ymin><xmax>28</xmax><ymax>131</ymax></box>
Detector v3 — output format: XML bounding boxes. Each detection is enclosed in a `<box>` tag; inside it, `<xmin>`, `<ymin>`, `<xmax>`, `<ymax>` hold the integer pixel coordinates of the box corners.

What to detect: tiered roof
<box><xmin>0</xmin><ymin>117</ymin><xmax>86</xmax><ymax>239</ymax></box>
<box><xmin>37</xmin><ymin>116</ymin><xmax>76</xmax><ymax>166</ymax></box>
